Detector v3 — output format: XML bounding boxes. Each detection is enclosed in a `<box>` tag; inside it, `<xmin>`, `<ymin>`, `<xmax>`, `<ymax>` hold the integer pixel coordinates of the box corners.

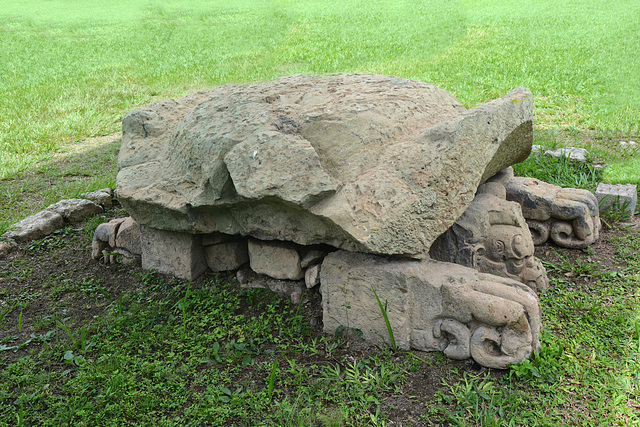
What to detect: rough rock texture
<box><xmin>430</xmin><ymin>181</ymin><xmax>548</xmax><ymax>292</ymax></box>
<box><xmin>80</xmin><ymin>188</ymin><xmax>113</xmax><ymax>208</ymax></box>
<box><xmin>3</xmin><ymin>210</ymin><xmax>64</xmax><ymax>242</ymax></box>
<box><xmin>204</xmin><ymin>240</ymin><xmax>249</xmax><ymax>272</ymax></box>
<box><xmin>117</xmin><ymin>73</ymin><xmax>533</xmax><ymax>258</ymax></box>
<box><xmin>140</xmin><ymin>227</ymin><xmax>207</xmax><ymax>280</ymax></box>
<box><xmin>321</xmin><ymin>251</ymin><xmax>541</xmax><ymax>369</ymax></box>
<box><xmin>47</xmin><ymin>199</ymin><xmax>104</xmax><ymax>223</ymax></box>
<box><xmin>499</xmin><ymin>168</ymin><xmax>601</xmax><ymax>249</ymax></box>
<box><xmin>248</xmin><ymin>239</ymin><xmax>303</xmax><ymax>280</ymax></box>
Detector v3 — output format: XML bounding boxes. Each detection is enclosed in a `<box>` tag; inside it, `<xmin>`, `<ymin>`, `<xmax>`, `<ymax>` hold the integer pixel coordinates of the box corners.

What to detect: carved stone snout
<box><xmin>504</xmin><ymin>175</ymin><xmax>601</xmax><ymax>249</ymax></box>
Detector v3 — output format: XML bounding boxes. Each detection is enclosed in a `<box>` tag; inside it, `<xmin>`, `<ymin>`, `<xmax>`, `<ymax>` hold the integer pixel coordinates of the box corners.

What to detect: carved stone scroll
<box><xmin>321</xmin><ymin>251</ymin><xmax>541</xmax><ymax>369</ymax></box>
<box><xmin>499</xmin><ymin>169</ymin><xmax>601</xmax><ymax>249</ymax></box>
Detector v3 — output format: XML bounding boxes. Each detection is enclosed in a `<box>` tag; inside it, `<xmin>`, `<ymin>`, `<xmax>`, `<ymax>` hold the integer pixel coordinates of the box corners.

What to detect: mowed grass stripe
<box><xmin>0</xmin><ymin>0</ymin><xmax>638</xmax><ymax>231</ymax></box>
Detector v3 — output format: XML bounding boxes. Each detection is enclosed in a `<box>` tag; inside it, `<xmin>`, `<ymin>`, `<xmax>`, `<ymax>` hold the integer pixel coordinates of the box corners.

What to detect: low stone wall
<box><xmin>91</xmin><ymin>215</ymin><xmax>543</xmax><ymax>369</ymax></box>
<box><xmin>0</xmin><ymin>189</ymin><xmax>113</xmax><ymax>259</ymax></box>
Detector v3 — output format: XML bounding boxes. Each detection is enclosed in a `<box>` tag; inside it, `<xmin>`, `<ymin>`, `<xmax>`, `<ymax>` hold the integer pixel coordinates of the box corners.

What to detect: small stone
<box><xmin>305</xmin><ymin>264</ymin><xmax>321</xmax><ymax>289</ymax></box>
<box><xmin>236</xmin><ymin>265</ymin><xmax>305</xmax><ymax>304</ymax></box>
<box><xmin>0</xmin><ymin>241</ymin><xmax>15</xmax><ymax>259</ymax></box>
<box><xmin>595</xmin><ymin>183</ymin><xmax>638</xmax><ymax>216</ymax></box>
<box><xmin>248</xmin><ymin>238</ymin><xmax>303</xmax><ymax>280</ymax></box>
<box><xmin>530</xmin><ymin>145</ymin><xmax>543</xmax><ymax>157</ymax></box>
<box><xmin>115</xmin><ymin>217</ymin><xmax>142</xmax><ymax>255</ymax></box>
<box><xmin>544</xmin><ymin>147</ymin><xmax>589</xmax><ymax>162</ymax></box>
<box><xmin>300</xmin><ymin>249</ymin><xmax>327</xmax><ymax>269</ymax></box>
<box><xmin>204</xmin><ymin>240</ymin><xmax>249</xmax><ymax>272</ymax></box>
<box><xmin>46</xmin><ymin>199</ymin><xmax>103</xmax><ymax>223</ymax></box>
<box><xmin>3</xmin><ymin>210</ymin><xmax>64</xmax><ymax>242</ymax></box>
<box><xmin>80</xmin><ymin>188</ymin><xmax>113</xmax><ymax>207</ymax></box>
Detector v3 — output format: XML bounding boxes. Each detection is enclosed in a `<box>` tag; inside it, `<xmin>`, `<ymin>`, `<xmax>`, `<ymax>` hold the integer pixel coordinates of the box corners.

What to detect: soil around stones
<box><xmin>1</xmin><ymin>204</ymin><xmax>638</xmax><ymax>425</ymax></box>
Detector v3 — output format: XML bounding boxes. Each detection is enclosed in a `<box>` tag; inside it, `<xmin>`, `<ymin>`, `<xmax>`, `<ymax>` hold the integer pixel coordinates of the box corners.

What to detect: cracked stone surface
<box><xmin>116</xmin><ymin>73</ymin><xmax>533</xmax><ymax>258</ymax></box>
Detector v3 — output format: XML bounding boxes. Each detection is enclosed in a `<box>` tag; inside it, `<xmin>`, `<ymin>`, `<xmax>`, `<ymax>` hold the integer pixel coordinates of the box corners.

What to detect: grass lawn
<box><xmin>1</xmin><ymin>0</ymin><xmax>640</xmax><ymax>425</ymax></box>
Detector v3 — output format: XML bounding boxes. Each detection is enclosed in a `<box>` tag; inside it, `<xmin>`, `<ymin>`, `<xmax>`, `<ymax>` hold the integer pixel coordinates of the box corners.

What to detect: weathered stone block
<box><xmin>204</xmin><ymin>240</ymin><xmax>249</xmax><ymax>272</ymax></box>
<box><xmin>248</xmin><ymin>239</ymin><xmax>303</xmax><ymax>280</ymax></box>
<box><xmin>140</xmin><ymin>227</ymin><xmax>207</xmax><ymax>280</ymax></box>
<box><xmin>3</xmin><ymin>210</ymin><xmax>64</xmax><ymax>242</ymax></box>
<box><xmin>321</xmin><ymin>251</ymin><xmax>541</xmax><ymax>369</ymax></box>
<box><xmin>236</xmin><ymin>265</ymin><xmax>305</xmax><ymax>304</ymax></box>
<box><xmin>47</xmin><ymin>199</ymin><xmax>103</xmax><ymax>223</ymax></box>
<box><xmin>115</xmin><ymin>217</ymin><xmax>142</xmax><ymax>255</ymax></box>
<box><xmin>595</xmin><ymin>183</ymin><xmax>637</xmax><ymax>216</ymax></box>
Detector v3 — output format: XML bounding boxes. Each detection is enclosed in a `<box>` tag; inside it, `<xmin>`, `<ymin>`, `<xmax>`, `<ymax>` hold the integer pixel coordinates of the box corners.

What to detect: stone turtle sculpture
<box><xmin>114</xmin><ymin>73</ymin><xmax>543</xmax><ymax>368</ymax></box>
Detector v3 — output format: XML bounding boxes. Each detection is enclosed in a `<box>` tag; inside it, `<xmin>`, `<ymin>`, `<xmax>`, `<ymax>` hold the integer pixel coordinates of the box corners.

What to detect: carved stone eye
<box><xmin>491</xmin><ymin>240</ymin><xmax>505</xmax><ymax>256</ymax></box>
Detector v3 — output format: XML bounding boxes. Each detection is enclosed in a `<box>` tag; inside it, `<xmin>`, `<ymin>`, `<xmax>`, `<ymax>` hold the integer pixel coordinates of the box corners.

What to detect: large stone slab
<box><xmin>117</xmin><ymin>74</ymin><xmax>533</xmax><ymax>258</ymax></box>
<box><xmin>321</xmin><ymin>251</ymin><xmax>541</xmax><ymax>369</ymax></box>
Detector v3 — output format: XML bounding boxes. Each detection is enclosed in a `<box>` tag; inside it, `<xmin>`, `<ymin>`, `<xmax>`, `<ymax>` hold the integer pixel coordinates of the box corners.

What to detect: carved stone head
<box><xmin>430</xmin><ymin>182</ymin><xmax>548</xmax><ymax>292</ymax></box>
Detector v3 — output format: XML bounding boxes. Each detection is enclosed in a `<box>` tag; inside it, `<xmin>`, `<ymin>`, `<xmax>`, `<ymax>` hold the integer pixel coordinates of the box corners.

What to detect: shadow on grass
<box><xmin>0</xmin><ymin>133</ymin><xmax>121</xmax><ymax>234</ymax></box>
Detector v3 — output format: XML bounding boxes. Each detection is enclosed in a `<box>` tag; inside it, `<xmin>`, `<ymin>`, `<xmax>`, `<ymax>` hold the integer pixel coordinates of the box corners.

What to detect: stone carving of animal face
<box><xmin>472</xmin><ymin>224</ymin><xmax>546</xmax><ymax>291</ymax></box>
<box><xmin>429</xmin><ymin>187</ymin><xmax>549</xmax><ymax>292</ymax></box>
